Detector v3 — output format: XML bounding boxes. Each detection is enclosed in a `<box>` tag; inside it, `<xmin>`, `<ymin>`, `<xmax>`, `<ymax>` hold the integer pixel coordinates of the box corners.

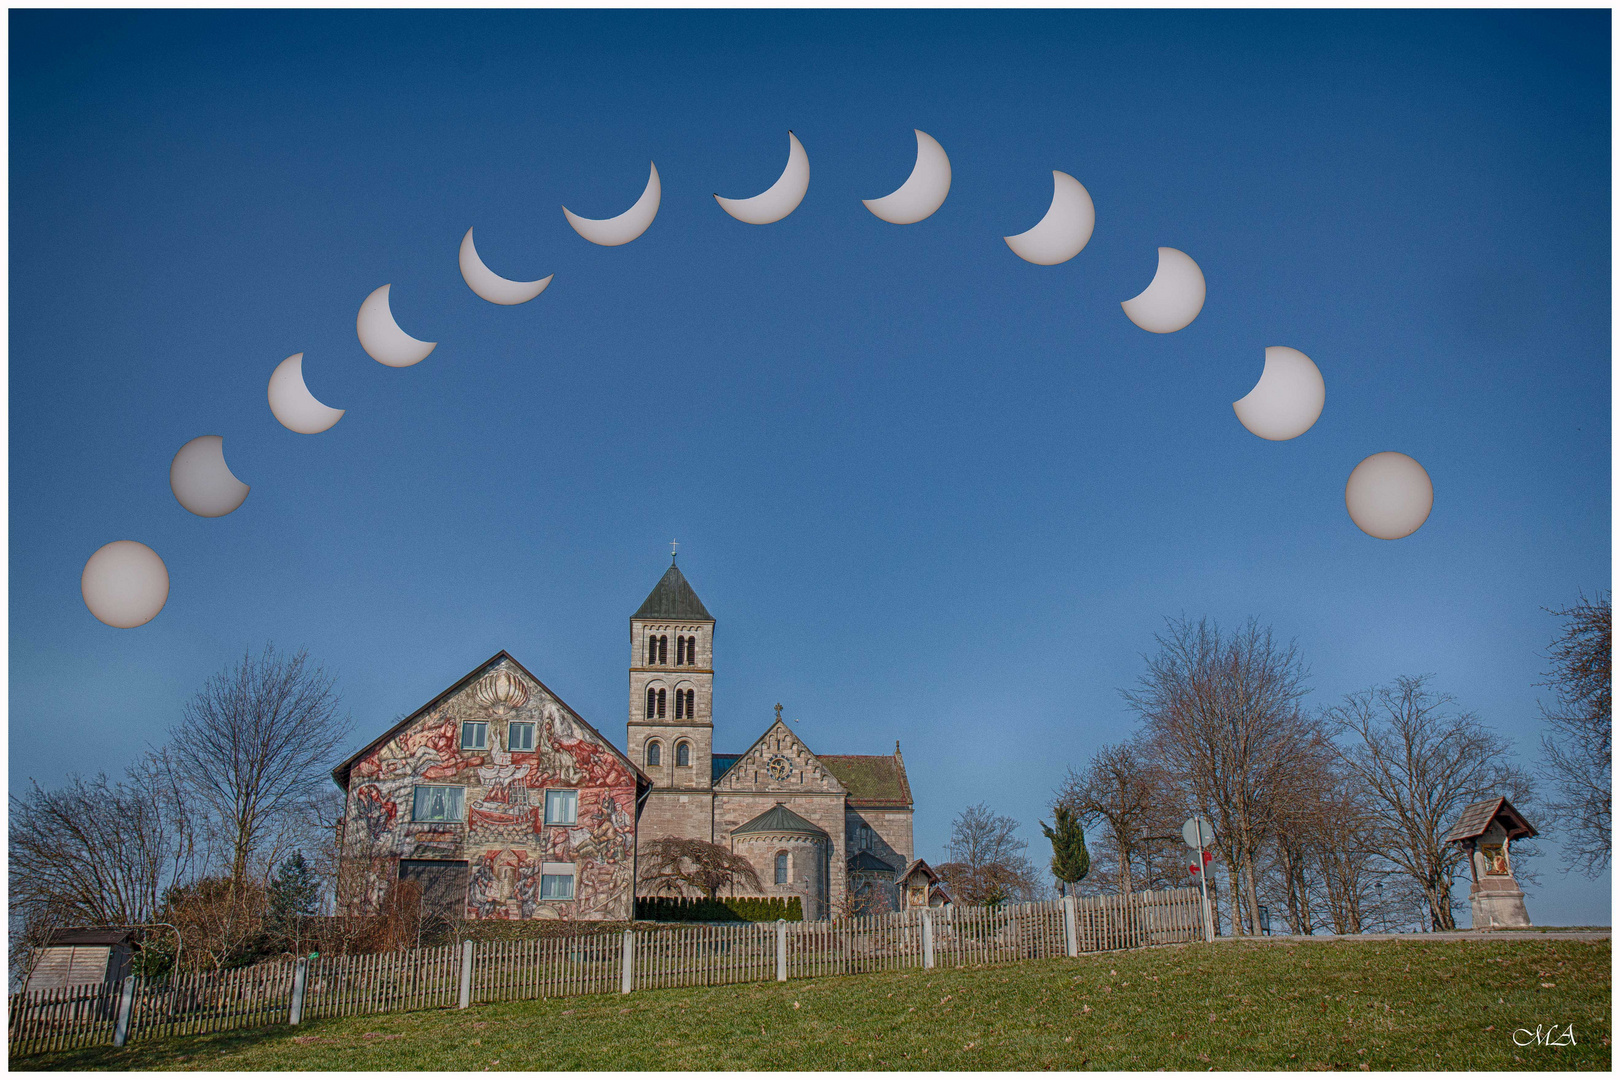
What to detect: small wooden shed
<box><xmin>23</xmin><ymin>928</ymin><xmax>136</xmax><ymax>993</ymax></box>
<box><xmin>1443</xmin><ymin>796</ymin><xmax>1538</xmax><ymax>929</ymax></box>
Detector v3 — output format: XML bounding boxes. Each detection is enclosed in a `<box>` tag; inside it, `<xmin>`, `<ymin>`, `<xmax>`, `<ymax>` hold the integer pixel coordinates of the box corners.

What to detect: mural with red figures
<box><xmin>337</xmin><ymin>653</ymin><xmax>646</xmax><ymax>921</ymax></box>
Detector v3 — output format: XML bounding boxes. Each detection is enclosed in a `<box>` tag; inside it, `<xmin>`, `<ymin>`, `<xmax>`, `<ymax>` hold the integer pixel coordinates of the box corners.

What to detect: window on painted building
<box><xmin>460</xmin><ymin>722</ymin><xmax>488</xmax><ymax>751</ymax></box>
<box><xmin>540</xmin><ymin>862</ymin><xmax>576</xmax><ymax>900</ymax></box>
<box><xmin>544</xmin><ymin>789</ymin><xmax>579</xmax><ymax>826</ymax></box>
<box><xmin>775</xmin><ymin>852</ymin><xmax>789</xmax><ymax>885</ymax></box>
<box><xmin>647</xmin><ymin>741</ymin><xmax>662</xmax><ymax>766</ymax></box>
<box><xmin>507</xmin><ymin>722</ymin><xmax>535</xmax><ymax>752</ymax></box>
<box><xmin>675</xmin><ymin>742</ymin><xmax>691</xmax><ymax>767</ymax></box>
<box><xmin>412</xmin><ymin>785</ymin><xmax>464</xmax><ymax>823</ymax></box>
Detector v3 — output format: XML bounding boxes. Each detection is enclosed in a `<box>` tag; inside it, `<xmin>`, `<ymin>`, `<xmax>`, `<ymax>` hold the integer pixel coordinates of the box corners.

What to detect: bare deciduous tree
<box><xmin>170</xmin><ymin>646</ymin><xmax>351</xmax><ymax>885</ymax></box>
<box><xmin>9</xmin><ymin>751</ymin><xmax>199</xmax><ymax>981</ymax></box>
<box><xmin>936</xmin><ymin>803</ymin><xmax>1042</xmax><ymax>905</ymax></box>
<box><xmin>1537</xmin><ymin>591</ymin><xmax>1611</xmax><ymax>874</ymax></box>
<box><xmin>1325</xmin><ymin>675</ymin><xmax>1533</xmax><ymax>932</ymax></box>
<box><xmin>1123</xmin><ymin>617</ymin><xmax>1318</xmax><ymax>937</ymax></box>
<box><xmin>1053</xmin><ymin>738</ymin><xmax>1173</xmax><ymax>896</ymax></box>
<box><xmin>638</xmin><ymin>838</ymin><xmax>764</xmax><ymax>899</ymax></box>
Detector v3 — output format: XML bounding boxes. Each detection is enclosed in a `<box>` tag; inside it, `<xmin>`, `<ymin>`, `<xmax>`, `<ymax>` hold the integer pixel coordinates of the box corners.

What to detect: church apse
<box><xmin>336</xmin><ymin>655</ymin><xmax>644</xmax><ymax>922</ymax></box>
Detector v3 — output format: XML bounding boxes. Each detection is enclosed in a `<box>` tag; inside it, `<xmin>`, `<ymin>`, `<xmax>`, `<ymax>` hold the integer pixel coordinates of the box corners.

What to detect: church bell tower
<box><xmin>628</xmin><ymin>557</ymin><xmax>716</xmax><ymax>824</ymax></box>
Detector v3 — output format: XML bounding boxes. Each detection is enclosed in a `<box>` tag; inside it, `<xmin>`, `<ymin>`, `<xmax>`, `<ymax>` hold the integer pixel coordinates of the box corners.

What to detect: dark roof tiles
<box><xmin>1444</xmin><ymin>796</ymin><xmax>1539</xmax><ymax>843</ymax></box>
<box><xmin>732</xmin><ymin>802</ymin><xmax>827</xmax><ymax>837</ymax></box>
<box><xmin>633</xmin><ymin>564</ymin><xmax>713</xmax><ymax>621</ymax></box>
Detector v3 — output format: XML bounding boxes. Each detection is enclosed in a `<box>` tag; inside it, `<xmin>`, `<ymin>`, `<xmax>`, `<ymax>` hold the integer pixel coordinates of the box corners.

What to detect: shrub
<box><xmin>635</xmin><ymin>896</ymin><xmax>803</xmax><ymax>922</ymax></box>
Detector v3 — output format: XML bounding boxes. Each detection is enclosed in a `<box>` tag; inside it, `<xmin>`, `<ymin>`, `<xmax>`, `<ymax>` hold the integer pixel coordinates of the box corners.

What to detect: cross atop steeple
<box><xmin>774</xmin><ymin>703</ymin><xmax>783</xmax><ymax>724</ymax></box>
<box><xmin>670</xmin><ymin>538</ymin><xmax>679</xmax><ymax>562</ymax></box>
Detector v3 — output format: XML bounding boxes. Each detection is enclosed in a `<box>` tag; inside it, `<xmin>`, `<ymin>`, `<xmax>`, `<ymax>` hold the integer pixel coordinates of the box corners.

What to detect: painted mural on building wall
<box><xmin>343</xmin><ymin>661</ymin><xmax>638</xmax><ymax>920</ymax></box>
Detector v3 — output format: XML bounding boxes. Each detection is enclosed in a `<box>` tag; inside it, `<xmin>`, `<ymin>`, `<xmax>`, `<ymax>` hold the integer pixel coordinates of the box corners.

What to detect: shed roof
<box><xmin>820</xmin><ymin>754</ymin><xmax>912</xmax><ymax>808</ymax></box>
<box><xmin>732</xmin><ymin>802</ymin><xmax>827</xmax><ymax>837</ymax></box>
<box><xmin>45</xmin><ymin>929</ymin><xmax>135</xmax><ymax>947</ymax></box>
<box><xmin>1443</xmin><ymin>796</ymin><xmax>1539</xmax><ymax>843</ymax></box>
<box><xmin>633</xmin><ymin>563</ymin><xmax>713</xmax><ymax>622</ymax></box>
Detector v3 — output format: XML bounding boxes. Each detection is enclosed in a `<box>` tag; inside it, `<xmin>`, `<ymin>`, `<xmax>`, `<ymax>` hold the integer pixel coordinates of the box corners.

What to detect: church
<box><xmin>628</xmin><ymin>559</ymin><xmax>916</xmax><ymax>920</ymax></box>
<box><xmin>331</xmin><ymin>558</ymin><xmax>918</xmax><ymax>922</ymax></box>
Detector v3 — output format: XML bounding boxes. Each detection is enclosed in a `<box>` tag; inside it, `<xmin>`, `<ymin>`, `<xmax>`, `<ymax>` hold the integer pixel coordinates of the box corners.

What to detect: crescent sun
<box><xmin>357</xmin><ymin>284</ymin><xmax>438</xmax><ymax>367</ymax></box>
<box><xmin>1004</xmin><ymin>171</ymin><xmax>1095</xmax><ymax>266</ymax></box>
<box><xmin>267</xmin><ymin>353</ymin><xmax>344</xmax><ymax>434</ymax></box>
<box><xmin>863</xmin><ymin>129</ymin><xmax>952</xmax><ymax>225</ymax></box>
<box><xmin>459</xmin><ymin>229</ymin><xmax>554</xmax><ymax>305</ymax></box>
<box><xmin>170</xmin><ymin>435</ymin><xmax>250</xmax><ymax>517</ymax></box>
<box><xmin>1120</xmin><ymin>247</ymin><xmax>1206</xmax><ymax>333</ymax></box>
<box><xmin>563</xmin><ymin>162</ymin><xmax>661</xmax><ymax>246</ymax></box>
<box><xmin>715</xmin><ymin>132</ymin><xmax>810</xmax><ymax>225</ymax></box>
<box><xmin>1233</xmin><ymin>346</ymin><xmax>1325</xmax><ymax>441</ymax></box>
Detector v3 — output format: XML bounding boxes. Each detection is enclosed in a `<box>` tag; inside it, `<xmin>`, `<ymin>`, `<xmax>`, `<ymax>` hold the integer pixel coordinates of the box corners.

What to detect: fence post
<box><xmin>111</xmin><ymin>975</ymin><xmax>135</xmax><ymax>1048</ymax></box>
<box><xmin>289</xmin><ymin>957</ymin><xmax>308</xmax><ymax>1025</ymax></box>
<box><xmin>775</xmin><ymin>920</ymin><xmax>788</xmax><ymax>982</ymax></box>
<box><xmin>620</xmin><ymin>930</ymin><xmax>635</xmax><ymax>994</ymax></box>
<box><xmin>458</xmin><ymin>941</ymin><xmax>474</xmax><ymax>1009</ymax></box>
<box><xmin>921</xmin><ymin>910</ymin><xmax>935</xmax><ymax>969</ymax></box>
<box><xmin>1062</xmin><ymin>894</ymin><xmax>1078</xmax><ymax>958</ymax></box>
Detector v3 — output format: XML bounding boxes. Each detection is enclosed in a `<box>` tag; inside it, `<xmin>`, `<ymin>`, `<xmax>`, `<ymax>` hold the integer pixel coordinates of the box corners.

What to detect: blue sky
<box><xmin>9</xmin><ymin>10</ymin><xmax>1610</xmax><ymax>925</ymax></box>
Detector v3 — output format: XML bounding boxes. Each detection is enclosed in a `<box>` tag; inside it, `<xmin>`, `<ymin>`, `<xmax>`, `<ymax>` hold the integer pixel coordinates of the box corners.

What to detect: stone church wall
<box><xmin>715</xmin><ymin>793</ymin><xmax>847</xmax><ymax>918</ymax></box>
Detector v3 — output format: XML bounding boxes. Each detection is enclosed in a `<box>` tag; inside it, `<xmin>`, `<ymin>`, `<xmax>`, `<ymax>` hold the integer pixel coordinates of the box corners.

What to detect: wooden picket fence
<box><xmin>634</xmin><ymin>921</ymin><xmax>776</xmax><ymax>990</ymax></box>
<box><xmin>474</xmin><ymin>934</ymin><xmax>620</xmax><ymax>1002</ymax></box>
<box><xmin>5</xmin><ymin>981</ymin><xmax>122</xmax><ymax>1056</ymax></box>
<box><xmin>7</xmin><ymin>887</ymin><xmax>1206</xmax><ymax>1059</ymax></box>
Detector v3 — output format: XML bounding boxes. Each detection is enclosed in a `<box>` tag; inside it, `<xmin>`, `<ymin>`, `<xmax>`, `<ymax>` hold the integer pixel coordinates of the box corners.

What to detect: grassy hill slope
<box><xmin>24</xmin><ymin>938</ymin><xmax>1610</xmax><ymax>1071</ymax></box>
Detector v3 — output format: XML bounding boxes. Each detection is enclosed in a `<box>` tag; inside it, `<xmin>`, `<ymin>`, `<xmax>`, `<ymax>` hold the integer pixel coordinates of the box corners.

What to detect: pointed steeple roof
<box><xmin>633</xmin><ymin>561</ymin><xmax>713</xmax><ymax>621</ymax></box>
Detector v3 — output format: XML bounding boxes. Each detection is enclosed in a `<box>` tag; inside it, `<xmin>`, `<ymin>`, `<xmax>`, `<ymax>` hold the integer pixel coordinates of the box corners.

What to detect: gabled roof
<box><xmin>899</xmin><ymin>858</ymin><xmax>939</xmax><ymax>886</ymax></box>
<box><xmin>633</xmin><ymin>562</ymin><xmax>713</xmax><ymax>622</ymax></box>
<box><xmin>715</xmin><ymin>719</ymin><xmax>848</xmax><ymax>796</ymax></box>
<box><xmin>732</xmin><ymin>802</ymin><xmax>827</xmax><ymax>837</ymax></box>
<box><xmin>330</xmin><ymin>650</ymin><xmax>652</xmax><ymax>799</ymax></box>
<box><xmin>821</xmin><ymin>753</ymin><xmax>912</xmax><ymax>808</ymax></box>
<box><xmin>1444</xmin><ymin>796</ymin><xmax>1538</xmax><ymax>843</ymax></box>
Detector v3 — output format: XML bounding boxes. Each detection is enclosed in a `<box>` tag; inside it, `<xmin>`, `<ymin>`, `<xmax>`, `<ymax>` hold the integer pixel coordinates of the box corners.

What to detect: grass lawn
<box><xmin>20</xmin><ymin>939</ymin><xmax>1609</xmax><ymax>1071</ymax></box>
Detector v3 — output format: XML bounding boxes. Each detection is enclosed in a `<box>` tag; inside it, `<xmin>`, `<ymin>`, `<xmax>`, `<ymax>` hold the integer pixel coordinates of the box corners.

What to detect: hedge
<box><xmin>635</xmin><ymin>896</ymin><xmax>804</xmax><ymax>922</ymax></box>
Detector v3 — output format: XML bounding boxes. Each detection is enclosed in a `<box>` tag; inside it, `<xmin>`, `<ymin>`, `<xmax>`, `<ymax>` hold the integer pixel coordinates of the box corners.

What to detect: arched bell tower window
<box><xmin>675</xmin><ymin>741</ymin><xmax>691</xmax><ymax>767</ymax></box>
<box><xmin>645</xmin><ymin>687</ymin><xmax>656</xmax><ymax>719</ymax></box>
<box><xmin>658</xmin><ymin>635</ymin><xmax>668</xmax><ymax>664</ymax></box>
<box><xmin>646</xmin><ymin>740</ymin><xmax>662</xmax><ymax>767</ymax></box>
<box><xmin>676</xmin><ymin>636</ymin><xmax>687</xmax><ymax>665</ymax></box>
<box><xmin>683</xmin><ymin>689</ymin><xmax>695</xmax><ymax>718</ymax></box>
<box><xmin>675</xmin><ymin>689</ymin><xmax>685</xmax><ymax>719</ymax></box>
<box><xmin>656</xmin><ymin>688</ymin><xmax>666</xmax><ymax>718</ymax></box>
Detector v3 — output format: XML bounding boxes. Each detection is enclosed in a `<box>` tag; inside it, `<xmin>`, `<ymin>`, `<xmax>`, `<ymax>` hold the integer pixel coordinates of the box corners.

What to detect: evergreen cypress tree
<box><xmin>1041</xmin><ymin>806</ymin><xmax>1090</xmax><ymax>896</ymax></box>
<box><xmin>266</xmin><ymin>851</ymin><xmax>320</xmax><ymax>949</ymax></box>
